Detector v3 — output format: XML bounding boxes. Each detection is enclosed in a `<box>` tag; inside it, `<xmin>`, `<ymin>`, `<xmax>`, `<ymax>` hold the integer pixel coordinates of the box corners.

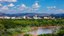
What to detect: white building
<box><xmin>44</xmin><ymin>17</ymin><xmax>49</xmax><ymax>19</ymax></box>
<box><xmin>4</xmin><ymin>16</ymin><xmax>10</xmax><ymax>19</ymax></box>
<box><xmin>11</xmin><ymin>17</ymin><xmax>16</xmax><ymax>19</ymax></box>
<box><xmin>33</xmin><ymin>15</ymin><xmax>38</xmax><ymax>19</ymax></box>
<box><xmin>26</xmin><ymin>16</ymin><xmax>32</xmax><ymax>19</ymax></box>
<box><xmin>15</xmin><ymin>17</ymin><xmax>22</xmax><ymax>19</ymax></box>
<box><xmin>33</xmin><ymin>15</ymin><xmax>42</xmax><ymax>19</ymax></box>
<box><xmin>22</xmin><ymin>16</ymin><xmax>26</xmax><ymax>19</ymax></box>
<box><xmin>37</xmin><ymin>17</ymin><xmax>42</xmax><ymax>19</ymax></box>
<box><xmin>44</xmin><ymin>16</ymin><xmax>55</xmax><ymax>19</ymax></box>
<box><xmin>51</xmin><ymin>17</ymin><xmax>55</xmax><ymax>19</ymax></box>
<box><xmin>0</xmin><ymin>16</ymin><xmax>4</xmax><ymax>19</ymax></box>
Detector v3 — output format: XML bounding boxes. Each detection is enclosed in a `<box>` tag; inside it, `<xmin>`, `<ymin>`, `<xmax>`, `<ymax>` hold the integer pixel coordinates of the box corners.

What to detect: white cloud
<box><xmin>0</xmin><ymin>3</ymin><xmax>2</xmax><ymax>6</ymax></box>
<box><xmin>0</xmin><ymin>0</ymin><xmax>17</xmax><ymax>2</ymax></box>
<box><xmin>53</xmin><ymin>6</ymin><xmax>56</xmax><ymax>8</ymax></box>
<box><xmin>47</xmin><ymin>6</ymin><xmax>64</xmax><ymax>12</ymax></box>
<box><xmin>0</xmin><ymin>0</ymin><xmax>2</xmax><ymax>1</ymax></box>
<box><xmin>7</xmin><ymin>0</ymin><xmax>17</xmax><ymax>2</ymax></box>
<box><xmin>23</xmin><ymin>1</ymin><xmax>40</xmax><ymax>13</ymax></box>
<box><xmin>1</xmin><ymin>6</ymin><xmax>9</xmax><ymax>10</ymax></box>
<box><xmin>31</xmin><ymin>1</ymin><xmax>40</xmax><ymax>11</ymax></box>
<box><xmin>21</xmin><ymin>4</ymin><xmax>27</xmax><ymax>8</ymax></box>
<box><xmin>32</xmin><ymin>2</ymin><xmax>40</xmax><ymax>8</ymax></box>
<box><xmin>8</xmin><ymin>3</ymin><xmax>14</xmax><ymax>7</ymax></box>
<box><xmin>47</xmin><ymin>6</ymin><xmax>56</xmax><ymax>10</ymax></box>
<box><xmin>56</xmin><ymin>9</ymin><xmax>64</xmax><ymax>12</ymax></box>
<box><xmin>18</xmin><ymin>4</ymin><xmax>27</xmax><ymax>10</ymax></box>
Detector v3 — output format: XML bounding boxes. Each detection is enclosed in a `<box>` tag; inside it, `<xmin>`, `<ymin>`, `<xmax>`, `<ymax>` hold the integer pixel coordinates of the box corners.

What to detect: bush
<box><xmin>38</xmin><ymin>34</ymin><xmax>57</xmax><ymax>36</ymax></box>
<box><xmin>24</xmin><ymin>34</ymin><xmax>32</xmax><ymax>36</ymax></box>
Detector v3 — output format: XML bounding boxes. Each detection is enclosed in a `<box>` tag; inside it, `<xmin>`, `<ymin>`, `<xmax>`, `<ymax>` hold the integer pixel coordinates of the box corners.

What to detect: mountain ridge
<box><xmin>0</xmin><ymin>13</ymin><xmax>64</xmax><ymax>18</ymax></box>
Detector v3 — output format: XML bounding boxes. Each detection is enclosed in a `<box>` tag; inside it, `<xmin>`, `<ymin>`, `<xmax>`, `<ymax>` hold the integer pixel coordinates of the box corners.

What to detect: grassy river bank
<box><xmin>0</xmin><ymin>19</ymin><xmax>64</xmax><ymax>36</ymax></box>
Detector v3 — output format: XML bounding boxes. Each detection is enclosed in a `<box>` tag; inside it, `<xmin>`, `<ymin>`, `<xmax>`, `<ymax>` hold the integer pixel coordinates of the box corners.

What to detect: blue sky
<box><xmin>0</xmin><ymin>0</ymin><xmax>64</xmax><ymax>14</ymax></box>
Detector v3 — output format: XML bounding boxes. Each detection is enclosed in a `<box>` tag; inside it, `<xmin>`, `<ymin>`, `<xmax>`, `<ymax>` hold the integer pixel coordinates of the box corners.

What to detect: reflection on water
<box><xmin>27</xmin><ymin>28</ymin><xmax>55</xmax><ymax>35</ymax></box>
<box><xmin>37</xmin><ymin>28</ymin><xmax>53</xmax><ymax>35</ymax></box>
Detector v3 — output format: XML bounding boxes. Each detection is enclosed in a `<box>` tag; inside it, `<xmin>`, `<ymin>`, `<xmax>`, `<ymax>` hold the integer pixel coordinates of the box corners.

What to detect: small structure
<box><xmin>15</xmin><ymin>17</ymin><xmax>22</xmax><ymax>19</ymax></box>
<box><xmin>4</xmin><ymin>16</ymin><xmax>10</xmax><ymax>19</ymax></box>
<box><xmin>0</xmin><ymin>16</ymin><xmax>4</xmax><ymax>19</ymax></box>
<box><xmin>33</xmin><ymin>15</ymin><xmax>42</xmax><ymax>19</ymax></box>
<box><xmin>26</xmin><ymin>16</ymin><xmax>32</xmax><ymax>19</ymax></box>
<box><xmin>11</xmin><ymin>17</ymin><xmax>16</xmax><ymax>19</ymax></box>
<box><xmin>37</xmin><ymin>17</ymin><xmax>42</xmax><ymax>19</ymax></box>
<box><xmin>33</xmin><ymin>15</ymin><xmax>38</xmax><ymax>19</ymax></box>
<box><xmin>22</xmin><ymin>16</ymin><xmax>26</xmax><ymax>19</ymax></box>
<box><xmin>44</xmin><ymin>16</ymin><xmax>55</xmax><ymax>19</ymax></box>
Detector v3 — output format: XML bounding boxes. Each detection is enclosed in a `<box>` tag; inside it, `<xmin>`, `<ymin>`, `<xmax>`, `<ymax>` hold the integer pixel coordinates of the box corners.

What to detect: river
<box><xmin>18</xmin><ymin>26</ymin><xmax>60</xmax><ymax>36</ymax></box>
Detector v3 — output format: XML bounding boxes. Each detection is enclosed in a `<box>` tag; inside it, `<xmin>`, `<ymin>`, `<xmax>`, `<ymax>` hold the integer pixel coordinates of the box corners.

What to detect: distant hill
<box><xmin>0</xmin><ymin>13</ymin><xmax>64</xmax><ymax>18</ymax></box>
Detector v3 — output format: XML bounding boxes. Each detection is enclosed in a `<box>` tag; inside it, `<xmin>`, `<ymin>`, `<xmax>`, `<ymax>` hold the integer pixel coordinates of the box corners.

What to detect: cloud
<box><xmin>47</xmin><ymin>6</ymin><xmax>56</xmax><ymax>10</ymax></box>
<box><xmin>24</xmin><ymin>1</ymin><xmax>40</xmax><ymax>13</ymax></box>
<box><xmin>0</xmin><ymin>1</ymin><xmax>40</xmax><ymax>13</ymax></box>
<box><xmin>18</xmin><ymin>4</ymin><xmax>27</xmax><ymax>11</ymax></box>
<box><xmin>31</xmin><ymin>1</ymin><xmax>40</xmax><ymax>11</ymax></box>
<box><xmin>21</xmin><ymin>4</ymin><xmax>27</xmax><ymax>8</ymax></box>
<box><xmin>1</xmin><ymin>6</ymin><xmax>9</xmax><ymax>10</ymax></box>
<box><xmin>0</xmin><ymin>0</ymin><xmax>17</xmax><ymax>2</ymax></box>
<box><xmin>56</xmin><ymin>9</ymin><xmax>64</xmax><ymax>12</ymax></box>
<box><xmin>0</xmin><ymin>3</ymin><xmax>2</xmax><ymax>6</ymax></box>
<box><xmin>8</xmin><ymin>3</ymin><xmax>14</xmax><ymax>7</ymax></box>
<box><xmin>47</xmin><ymin>6</ymin><xmax>64</xmax><ymax>13</ymax></box>
<box><xmin>32</xmin><ymin>2</ymin><xmax>40</xmax><ymax>9</ymax></box>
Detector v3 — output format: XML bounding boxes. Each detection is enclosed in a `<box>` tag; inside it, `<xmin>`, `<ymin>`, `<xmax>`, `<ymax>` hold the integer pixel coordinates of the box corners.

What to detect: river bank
<box><xmin>17</xmin><ymin>26</ymin><xmax>62</xmax><ymax>36</ymax></box>
<box><xmin>0</xmin><ymin>19</ymin><xmax>64</xmax><ymax>36</ymax></box>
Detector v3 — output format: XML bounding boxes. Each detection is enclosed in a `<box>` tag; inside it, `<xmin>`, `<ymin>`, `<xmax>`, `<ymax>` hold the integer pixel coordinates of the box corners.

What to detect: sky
<box><xmin>0</xmin><ymin>0</ymin><xmax>64</xmax><ymax>14</ymax></box>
